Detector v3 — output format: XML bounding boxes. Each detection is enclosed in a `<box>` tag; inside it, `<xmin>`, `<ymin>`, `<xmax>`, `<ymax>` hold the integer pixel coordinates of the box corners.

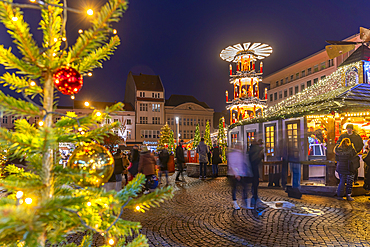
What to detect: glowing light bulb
<box><xmin>71</xmin><ymin>95</ymin><xmax>75</xmax><ymax>100</ymax></box>
<box><xmin>78</xmin><ymin>29</ymin><xmax>83</xmax><ymax>34</ymax></box>
<box><xmin>80</xmin><ymin>131</ymin><xmax>85</xmax><ymax>135</ymax></box>
<box><xmin>78</xmin><ymin>127</ymin><xmax>83</xmax><ymax>132</ymax></box>
<box><xmin>16</xmin><ymin>191</ymin><xmax>23</xmax><ymax>199</ymax></box>
<box><xmin>30</xmin><ymin>0</ymin><xmax>36</xmax><ymax>2</ymax></box>
<box><xmin>38</xmin><ymin>121</ymin><xmax>44</xmax><ymax>127</ymax></box>
<box><xmin>108</xmin><ymin>238</ymin><xmax>115</xmax><ymax>245</ymax></box>
<box><xmin>113</xmin><ymin>29</ymin><xmax>117</xmax><ymax>34</ymax></box>
<box><xmin>53</xmin><ymin>38</ymin><xmax>58</xmax><ymax>42</ymax></box>
<box><xmin>25</xmin><ymin>198</ymin><xmax>32</xmax><ymax>204</ymax></box>
<box><xmin>84</xmin><ymin>101</ymin><xmax>90</xmax><ymax>107</ymax></box>
<box><xmin>30</xmin><ymin>81</ymin><xmax>36</xmax><ymax>86</ymax></box>
<box><xmin>87</xmin><ymin>72</ymin><xmax>93</xmax><ymax>77</ymax></box>
<box><xmin>96</xmin><ymin>111</ymin><xmax>101</xmax><ymax>117</ymax></box>
<box><xmin>135</xmin><ymin>205</ymin><xmax>140</xmax><ymax>211</ymax></box>
<box><xmin>12</xmin><ymin>17</ymin><xmax>18</xmax><ymax>21</ymax></box>
<box><xmin>87</xmin><ymin>202</ymin><xmax>91</xmax><ymax>206</ymax></box>
<box><xmin>87</xmin><ymin>9</ymin><xmax>93</xmax><ymax>16</ymax></box>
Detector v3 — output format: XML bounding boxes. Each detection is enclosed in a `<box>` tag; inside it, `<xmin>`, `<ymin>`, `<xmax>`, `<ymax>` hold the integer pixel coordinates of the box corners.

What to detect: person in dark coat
<box><xmin>336</xmin><ymin>124</ymin><xmax>363</xmax><ymax>185</ymax></box>
<box><xmin>363</xmin><ymin>139</ymin><xmax>370</xmax><ymax>190</ymax></box>
<box><xmin>175</xmin><ymin>140</ymin><xmax>185</xmax><ymax>182</ymax></box>
<box><xmin>335</xmin><ymin>138</ymin><xmax>357</xmax><ymax>201</ymax></box>
<box><xmin>158</xmin><ymin>148</ymin><xmax>170</xmax><ymax>185</ymax></box>
<box><xmin>249</xmin><ymin>139</ymin><xmax>264</xmax><ymax>204</ymax></box>
<box><xmin>211</xmin><ymin>144</ymin><xmax>221</xmax><ymax>178</ymax></box>
<box><xmin>129</xmin><ymin>145</ymin><xmax>140</xmax><ymax>179</ymax></box>
<box><xmin>138</xmin><ymin>146</ymin><xmax>156</xmax><ymax>192</ymax></box>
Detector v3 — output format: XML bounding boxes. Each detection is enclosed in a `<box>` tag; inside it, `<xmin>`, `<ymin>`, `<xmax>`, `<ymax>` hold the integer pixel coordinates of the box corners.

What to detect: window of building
<box><xmin>285</xmin><ymin>77</ymin><xmax>289</xmax><ymax>84</ymax></box>
<box><xmin>321</xmin><ymin>75</ymin><xmax>326</xmax><ymax>80</ymax></box>
<box><xmin>307</xmin><ymin>68</ymin><xmax>312</xmax><ymax>75</ymax></box>
<box><xmin>290</xmin><ymin>75</ymin><xmax>294</xmax><ymax>81</ymax></box>
<box><xmin>275</xmin><ymin>81</ymin><xmax>278</xmax><ymax>87</ymax></box>
<box><xmin>187</xmin><ymin>118</ymin><xmax>190</xmax><ymax>126</ymax></box>
<box><xmin>179</xmin><ymin>118</ymin><xmax>182</xmax><ymax>125</ymax></box>
<box><xmin>301</xmin><ymin>70</ymin><xmax>305</xmax><ymax>77</ymax></box>
<box><xmin>289</xmin><ymin>87</ymin><xmax>293</xmax><ymax>96</ymax></box>
<box><xmin>328</xmin><ymin>59</ymin><xmax>334</xmax><ymax>67</ymax></box>
<box><xmin>127</xmin><ymin>130</ymin><xmax>132</xmax><ymax>140</ymax></box>
<box><xmin>2</xmin><ymin>116</ymin><xmax>7</xmax><ymax>124</ymax></box>
<box><xmin>201</xmin><ymin>119</ymin><xmax>204</xmax><ymax>126</ymax></box>
<box><xmin>301</xmin><ymin>84</ymin><xmax>305</xmax><ymax>91</ymax></box>
<box><xmin>148</xmin><ymin>130</ymin><xmax>152</xmax><ymax>139</ymax></box>
<box><xmin>143</xmin><ymin>92</ymin><xmax>145</xmax><ymax>97</ymax></box>
<box><xmin>313</xmin><ymin>78</ymin><xmax>318</xmax><ymax>84</ymax></box>
<box><xmin>152</xmin><ymin>93</ymin><xmax>154</xmax><ymax>98</ymax></box>
<box><xmin>307</xmin><ymin>80</ymin><xmax>311</xmax><ymax>87</ymax></box>
<box><xmin>152</xmin><ymin>103</ymin><xmax>160</xmax><ymax>112</ymax></box>
<box><xmin>270</xmin><ymin>94</ymin><xmax>273</xmax><ymax>102</ymax></box>
<box><xmin>127</xmin><ymin>119</ymin><xmax>132</xmax><ymax>125</ymax></box>
<box><xmin>140</xmin><ymin>130</ymin><xmax>144</xmax><ymax>138</ymax></box>
<box><xmin>320</xmin><ymin>62</ymin><xmax>326</xmax><ymax>70</ymax></box>
<box><xmin>294</xmin><ymin>86</ymin><xmax>298</xmax><ymax>94</ymax></box>
<box><xmin>284</xmin><ymin>90</ymin><xmax>287</xmax><ymax>98</ymax></box>
<box><xmin>171</xmin><ymin>118</ymin><xmax>174</xmax><ymax>125</ymax></box>
<box><xmin>280</xmin><ymin>79</ymin><xmax>283</xmax><ymax>85</ymax></box>
<box><xmin>279</xmin><ymin>91</ymin><xmax>282</xmax><ymax>99</ymax></box>
<box><xmin>11</xmin><ymin>116</ymin><xmax>15</xmax><ymax>123</ymax></box>
<box><xmin>314</xmin><ymin>65</ymin><xmax>319</xmax><ymax>72</ymax></box>
<box><xmin>274</xmin><ymin>92</ymin><xmax>277</xmax><ymax>101</ymax></box>
<box><xmin>265</xmin><ymin>124</ymin><xmax>275</xmax><ymax>156</ymax></box>
<box><xmin>152</xmin><ymin>117</ymin><xmax>160</xmax><ymax>124</ymax></box>
<box><xmin>295</xmin><ymin>73</ymin><xmax>299</xmax><ymax>80</ymax></box>
<box><xmin>139</xmin><ymin>92</ymin><xmax>142</xmax><ymax>97</ymax></box>
<box><xmin>140</xmin><ymin>103</ymin><xmax>148</xmax><ymax>111</ymax></box>
<box><xmin>139</xmin><ymin>116</ymin><xmax>148</xmax><ymax>124</ymax></box>
<box><xmin>144</xmin><ymin>130</ymin><xmax>148</xmax><ymax>138</ymax></box>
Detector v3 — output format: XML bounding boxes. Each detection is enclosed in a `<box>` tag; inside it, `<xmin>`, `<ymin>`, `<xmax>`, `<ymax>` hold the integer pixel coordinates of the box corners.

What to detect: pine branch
<box><xmin>68</xmin><ymin>0</ymin><xmax>128</xmax><ymax>64</ymax></box>
<box><xmin>0</xmin><ymin>73</ymin><xmax>43</xmax><ymax>97</ymax></box>
<box><xmin>0</xmin><ymin>1</ymin><xmax>41</xmax><ymax>66</ymax></box>
<box><xmin>124</xmin><ymin>234</ymin><xmax>149</xmax><ymax>247</ymax></box>
<box><xmin>78</xmin><ymin>35</ymin><xmax>120</xmax><ymax>74</ymax></box>
<box><xmin>0</xmin><ymin>45</ymin><xmax>41</xmax><ymax>76</ymax></box>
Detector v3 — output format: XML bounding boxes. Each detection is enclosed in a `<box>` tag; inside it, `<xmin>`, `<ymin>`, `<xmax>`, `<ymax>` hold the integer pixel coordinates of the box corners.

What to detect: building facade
<box><xmin>124</xmin><ymin>72</ymin><xmax>165</xmax><ymax>150</ymax></box>
<box><xmin>165</xmin><ymin>95</ymin><xmax>214</xmax><ymax>144</ymax></box>
<box><xmin>265</xmin><ymin>33</ymin><xmax>362</xmax><ymax>106</ymax></box>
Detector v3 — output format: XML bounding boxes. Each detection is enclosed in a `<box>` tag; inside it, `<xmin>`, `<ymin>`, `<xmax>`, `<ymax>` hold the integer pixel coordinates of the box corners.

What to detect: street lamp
<box><xmin>175</xmin><ymin>117</ymin><xmax>179</xmax><ymax>146</ymax></box>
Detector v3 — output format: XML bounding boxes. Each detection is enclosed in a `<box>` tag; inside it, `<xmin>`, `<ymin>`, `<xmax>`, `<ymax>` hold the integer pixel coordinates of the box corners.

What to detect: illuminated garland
<box><xmin>265</xmin><ymin>61</ymin><xmax>362</xmax><ymax>116</ymax></box>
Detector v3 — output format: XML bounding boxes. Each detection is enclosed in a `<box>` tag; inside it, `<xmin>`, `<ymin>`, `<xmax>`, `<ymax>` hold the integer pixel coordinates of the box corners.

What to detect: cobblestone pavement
<box><xmin>125</xmin><ymin>175</ymin><xmax>370</xmax><ymax>247</ymax></box>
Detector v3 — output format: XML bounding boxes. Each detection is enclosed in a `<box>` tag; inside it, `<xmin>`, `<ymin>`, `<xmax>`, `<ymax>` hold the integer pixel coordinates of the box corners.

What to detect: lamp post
<box><xmin>175</xmin><ymin>117</ymin><xmax>179</xmax><ymax>146</ymax></box>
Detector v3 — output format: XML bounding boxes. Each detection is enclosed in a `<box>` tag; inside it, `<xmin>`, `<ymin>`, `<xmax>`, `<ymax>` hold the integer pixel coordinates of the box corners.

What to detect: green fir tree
<box><xmin>204</xmin><ymin>120</ymin><xmax>212</xmax><ymax>148</ymax></box>
<box><xmin>217</xmin><ymin>118</ymin><xmax>227</xmax><ymax>162</ymax></box>
<box><xmin>193</xmin><ymin>123</ymin><xmax>200</xmax><ymax>149</ymax></box>
<box><xmin>168</xmin><ymin>130</ymin><xmax>175</xmax><ymax>154</ymax></box>
<box><xmin>0</xmin><ymin>1</ymin><xmax>172</xmax><ymax>246</ymax></box>
<box><xmin>158</xmin><ymin>123</ymin><xmax>172</xmax><ymax>150</ymax></box>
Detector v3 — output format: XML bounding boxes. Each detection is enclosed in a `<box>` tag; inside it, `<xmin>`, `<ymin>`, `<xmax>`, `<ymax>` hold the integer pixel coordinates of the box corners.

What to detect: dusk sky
<box><xmin>1</xmin><ymin>0</ymin><xmax>370</xmax><ymax>112</ymax></box>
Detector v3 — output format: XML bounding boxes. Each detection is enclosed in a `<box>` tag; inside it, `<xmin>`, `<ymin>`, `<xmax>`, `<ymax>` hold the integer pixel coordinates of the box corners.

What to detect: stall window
<box><xmin>286</xmin><ymin>122</ymin><xmax>299</xmax><ymax>159</ymax></box>
<box><xmin>265</xmin><ymin>124</ymin><xmax>275</xmax><ymax>156</ymax></box>
<box><xmin>246</xmin><ymin>131</ymin><xmax>255</xmax><ymax>151</ymax></box>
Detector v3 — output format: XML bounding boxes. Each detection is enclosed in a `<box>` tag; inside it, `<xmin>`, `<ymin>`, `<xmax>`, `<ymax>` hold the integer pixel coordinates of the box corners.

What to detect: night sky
<box><xmin>1</xmin><ymin>0</ymin><xmax>370</xmax><ymax>112</ymax></box>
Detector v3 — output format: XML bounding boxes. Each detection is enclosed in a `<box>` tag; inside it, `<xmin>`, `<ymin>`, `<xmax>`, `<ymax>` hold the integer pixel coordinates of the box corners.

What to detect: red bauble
<box><xmin>53</xmin><ymin>67</ymin><xmax>83</xmax><ymax>95</ymax></box>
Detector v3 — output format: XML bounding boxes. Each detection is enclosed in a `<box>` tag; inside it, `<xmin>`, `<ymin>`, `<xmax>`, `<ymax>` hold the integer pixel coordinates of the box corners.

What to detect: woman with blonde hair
<box><xmin>335</xmin><ymin>138</ymin><xmax>358</xmax><ymax>201</ymax></box>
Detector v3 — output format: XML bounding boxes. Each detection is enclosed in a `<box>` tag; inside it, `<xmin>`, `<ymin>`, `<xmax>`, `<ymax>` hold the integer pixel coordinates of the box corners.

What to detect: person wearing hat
<box><xmin>336</xmin><ymin>124</ymin><xmax>363</xmax><ymax>185</ymax></box>
<box><xmin>175</xmin><ymin>140</ymin><xmax>185</xmax><ymax>182</ymax></box>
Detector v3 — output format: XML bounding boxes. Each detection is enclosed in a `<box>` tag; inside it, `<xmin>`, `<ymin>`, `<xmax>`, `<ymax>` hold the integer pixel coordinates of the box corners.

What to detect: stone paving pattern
<box><xmin>124</xmin><ymin>175</ymin><xmax>370</xmax><ymax>247</ymax></box>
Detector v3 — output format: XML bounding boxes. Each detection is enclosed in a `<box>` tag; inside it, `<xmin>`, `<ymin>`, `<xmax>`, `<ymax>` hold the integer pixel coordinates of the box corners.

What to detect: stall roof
<box><xmin>229</xmin><ymin>83</ymin><xmax>370</xmax><ymax>129</ymax></box>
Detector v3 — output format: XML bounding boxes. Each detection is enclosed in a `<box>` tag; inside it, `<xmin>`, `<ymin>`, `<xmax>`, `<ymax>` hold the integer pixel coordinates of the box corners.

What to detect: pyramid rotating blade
<box><xmin>325</xmin><ymin>44</ymin><xmax>355</xmax><ymax>59</ymax></box>
<box><xmin>360</xmin><ymin>27</ymin><xmax>370</xmax><ymax>42</ymax></box>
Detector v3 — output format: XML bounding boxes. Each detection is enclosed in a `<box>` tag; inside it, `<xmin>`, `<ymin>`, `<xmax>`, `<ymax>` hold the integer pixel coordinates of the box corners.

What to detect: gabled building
<box><xmin>165</xmin><ymin>95</ymin><xmax>214</xmax><ymax>143</ymax></box>
<box><xmin>124</xmin><ymin>72</ymin><xmax>165</xmax><ymax>150</ymax></box>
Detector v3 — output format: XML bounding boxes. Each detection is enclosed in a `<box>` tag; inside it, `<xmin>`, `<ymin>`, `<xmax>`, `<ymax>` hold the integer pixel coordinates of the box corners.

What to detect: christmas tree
<box><xmin>193</xmin><ymin>123</ymin><xmax>200</xmax><ymax>149</ymax></box>
<box><xmin>217</xmin><ymin>118</ymin><xmax>227</xmax><ymax>162</ymax></box>
<box><xmin>0</xmin><ymin>1</ymin><xmax>172</xmax><ymax>246</ymax></box>
<box><xmin>204</xmin><ymin>120</ymin><xmax>212</xmax><ymax>148</ymax></box>
<box><xmin>168</xmin><ymin>130</ymin><xmax>175</xmax><ymax>154</ymax></box>
<box><xmin>157</xmin><ymin>123</ymin><xmax>173</xmax><ymax>150</ymax></box>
